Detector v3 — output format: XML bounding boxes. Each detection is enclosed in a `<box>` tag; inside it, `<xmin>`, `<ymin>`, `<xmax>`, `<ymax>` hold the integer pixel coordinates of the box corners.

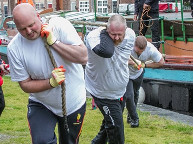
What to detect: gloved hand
<box><xmin>0</xmin><ymin>61</ymin><xmax>10</xmax><ymax>76</ymax></box>
<box><xmin>49</xmin><ymin>66</ymin><xmax>66</xmax><ymax>87</ymax></box>
<box><xmin>132</xmin><ymin>58</ymin><xmax>145</xmax><ymax>70</ymax></box>
<box><xmin>140</xmin><ymin>62</ymin><xmax>145</xmax><ymax>68</ymax></box>
<box><xmin>133</xmin><ymin>58</ymin><xmax>141</xmax><ymax>70</ymax></box>
<box><xmin>41</xmin><ymin>24</ymin><xmax>57</xmax><ymax>45</ymax></box>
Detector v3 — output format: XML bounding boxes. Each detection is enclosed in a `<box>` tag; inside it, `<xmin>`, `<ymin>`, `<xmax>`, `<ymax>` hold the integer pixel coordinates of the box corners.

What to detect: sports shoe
<box><xmin>130</xmin><ymin>119</ymin><xmax>139</xmax><ymax>128</ymax></box>
<box><xmin>127</xmin><ymin>115</ymin><xmax>132</xmax><ymax>123</ymax></box>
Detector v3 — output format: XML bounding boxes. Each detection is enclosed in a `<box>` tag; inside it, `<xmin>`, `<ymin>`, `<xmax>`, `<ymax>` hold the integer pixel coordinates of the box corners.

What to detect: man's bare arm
<box><xmin>19</xmin><ymin>77</ymin><xmax>52</xmax><ymax>93</ymax></box>
<box><xmin>52</xmin><ymin>42</ymin><xmax>88</xmax><ymax>65</ymax></box>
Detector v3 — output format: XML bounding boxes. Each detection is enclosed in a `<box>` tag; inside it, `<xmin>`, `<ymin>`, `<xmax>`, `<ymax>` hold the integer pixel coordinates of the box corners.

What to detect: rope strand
<box><xmin>43</xmin><ymin>37</ymin><xmax>69</xmax><ymax>131</ymax></box>
<box><xmin>139</xmin><ymin>6</ymin><xmax>153</xmax><ymax>35</ymax></box>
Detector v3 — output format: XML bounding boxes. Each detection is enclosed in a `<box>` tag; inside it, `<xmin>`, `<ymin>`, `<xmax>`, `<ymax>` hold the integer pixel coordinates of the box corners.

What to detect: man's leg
<box><xmin>0</xmin><ymin>86</ymin><xmax>5</xmax><ymax>116</ymax></box>
<box><xmin>91</xmin><ymin>119</ymin><xmax>108</xmax><ymax>144</ymax></box>
<box><xmin>58</xmin><ymin>102</ymin><xmax>86</xmax><ymax>144</ymax></box>
<box><xmin>149</xmin><ymin>12</ymin><xmax>160</xmax><ymax>49</ymax></box>
<box><xmin>27</xmin><ymin>99</ymin><xmax>57</xmax><ymax>144</ymax></box>
<box><xmin>93</xmin><ymin>96</ymin><xmax>124</xmax><ymax>144</ymax></box>
<box><xmin>133</xmin><ymin>70</ymin><xmax>145</xmax><ymax>106</ymax></box>
<box><xmin>124</xmin><ymin>80</ymin><xmax>139</xmax><ymax>127</ymax></box>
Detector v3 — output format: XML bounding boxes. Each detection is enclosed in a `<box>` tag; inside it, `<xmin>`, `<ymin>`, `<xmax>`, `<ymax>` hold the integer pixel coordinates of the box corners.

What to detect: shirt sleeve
<box><xmin>7</xmin><ymin>45</ymin><xmax>30</xmax><ymax>82</ymax></box>
<box><xmin>86</xmin><ymin>28</ymin><xmax>100</xmax><ymax>50</ymax></box>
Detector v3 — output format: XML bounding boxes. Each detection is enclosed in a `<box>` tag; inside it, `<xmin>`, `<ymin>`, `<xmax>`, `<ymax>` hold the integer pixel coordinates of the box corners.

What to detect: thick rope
<box><xmin>43</xmin><ymin>37</ymin><xmax>69</xmax><ymax>132</ymax></box>
<box><xmin>139</xmin><ymin>6</ymin><xmax>153</xmax><ymax>35</ymax></box>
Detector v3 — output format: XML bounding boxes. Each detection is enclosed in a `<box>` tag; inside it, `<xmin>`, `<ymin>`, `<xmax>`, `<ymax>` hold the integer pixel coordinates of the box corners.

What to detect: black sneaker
<box><xmin>130</xmin><ymin>119</ymin><xmax>139</xmax><ymax>128</ymax></box>
<box><xmin>127</xmin><ymin>115</ymin><xmax>132</xmax><ymax>123</ymax></box>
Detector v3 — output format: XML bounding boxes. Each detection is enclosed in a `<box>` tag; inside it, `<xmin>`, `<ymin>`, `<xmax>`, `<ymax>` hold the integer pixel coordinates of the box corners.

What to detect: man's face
<box><xmin>134</xmin><ymin>45</ymin><xmax>145</xmax><ymax>55</ymax></box>
<box><xmin>15</xmin><ymin>14</ymin><xmax>42</xmax><ymax>40</ymax></box>
<box><xmin>107</xmin><ymin>23</ymin><xmax>126</xmax><ymax>45</ymax></box>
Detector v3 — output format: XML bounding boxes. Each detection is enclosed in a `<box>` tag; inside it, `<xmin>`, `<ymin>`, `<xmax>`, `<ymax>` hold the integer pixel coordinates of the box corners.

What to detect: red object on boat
<box><xmin>159</xmin><ymin>3</ymin><xmax>172</xmax><ymax>12</ymax></box>
<box><xmin>0</xmin><ymin>39</ymin><xmax>2</xmax><ymax>45</ymax></box>
<box><xmin>175</xmin><ymin>6</ymin><xmax>178</xmax><ymax>13</ymax></box>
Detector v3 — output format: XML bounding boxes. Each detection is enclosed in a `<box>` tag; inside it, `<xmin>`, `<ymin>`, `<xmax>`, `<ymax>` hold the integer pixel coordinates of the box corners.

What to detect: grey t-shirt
<box><xmin>85</xmin><ymin>27</ymin><xmax>136</xmax><ymax>99</ymax></box>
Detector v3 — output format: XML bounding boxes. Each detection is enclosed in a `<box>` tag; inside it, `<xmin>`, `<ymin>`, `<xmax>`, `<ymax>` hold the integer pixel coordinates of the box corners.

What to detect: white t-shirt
<box><xmin>85</xmin><ymin>27</ymin><xmax>135</xmax><ymax>100</ymax></box>
<box><xmin>7</xmin><ymin>17</ymin><xmax>86</xmax><ymax>117</ymax></box>
<box><xmin>129</xmin><ymin>42</ymin><xmax>162</xmax><ymax>79</ymax></box>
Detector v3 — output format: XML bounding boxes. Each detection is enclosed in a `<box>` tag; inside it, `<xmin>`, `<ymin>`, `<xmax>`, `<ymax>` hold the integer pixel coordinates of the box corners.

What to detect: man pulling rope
<box><xmin>8</xmin><ymin>3</ymin><xmax>87</xmax><ymax>144</ymax></box>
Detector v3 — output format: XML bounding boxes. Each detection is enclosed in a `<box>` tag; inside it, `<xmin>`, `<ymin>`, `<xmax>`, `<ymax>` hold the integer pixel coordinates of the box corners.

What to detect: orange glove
<box><xmin>49</xmin><ymin>66</ymin><xmax>66</xmax><ymax>87</ymax></box>
<box><xmin>41</xmin><ymin>24</ymin><xmax>57</xmax><ymax>45</ymax></box>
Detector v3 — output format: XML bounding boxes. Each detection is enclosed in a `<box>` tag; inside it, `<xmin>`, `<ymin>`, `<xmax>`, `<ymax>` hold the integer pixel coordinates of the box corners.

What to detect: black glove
<box><xmin>93</xmin><ymin>29</ymin><xmax>115</xmax><ymax>58</ymax></box>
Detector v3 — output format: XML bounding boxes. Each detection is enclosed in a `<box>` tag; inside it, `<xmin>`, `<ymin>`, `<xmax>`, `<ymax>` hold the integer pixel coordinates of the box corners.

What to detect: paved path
<box><xmin>138</xmin><ymin>104</ymin><xmax>193</xmax><ymax>127</ymax></box>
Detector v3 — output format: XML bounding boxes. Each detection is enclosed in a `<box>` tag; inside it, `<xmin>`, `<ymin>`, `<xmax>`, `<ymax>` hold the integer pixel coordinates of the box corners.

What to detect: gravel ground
<box><xmin>138</xmin><ymin>103</ymin><xmax>193</xmax><ymax>127</ymax></box>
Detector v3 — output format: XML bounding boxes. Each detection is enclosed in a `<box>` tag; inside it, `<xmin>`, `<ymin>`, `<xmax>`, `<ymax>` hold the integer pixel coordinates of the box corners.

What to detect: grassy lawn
<box><xmin>0</xmin><ymin>76</ymin><xmax>193</xmax><ymax>144</ymax></box>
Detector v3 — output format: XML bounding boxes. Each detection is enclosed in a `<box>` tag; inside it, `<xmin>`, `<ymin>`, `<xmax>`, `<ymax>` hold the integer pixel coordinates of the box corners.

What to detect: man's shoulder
<box><xmin>146</xmin><ymin>42</ymin><xmax>160</xmax><ymax>52</ymax></box>
<box><xmin>125</xmin><ymin>28</ymin><xmax>136</xmax><ymax>41</ymax></box>
<box><xmin>7</xmin><ymin>34</ymin><xmax>21</xmax><ymax>50</ymax></box>
<box><xmin>144</xmin><ymin>42</ymin><xmax>162</xmax><ymax>58</ymax></box>
<box><xmin>126</xmin><ymin>27</ymin><xmax>135</xmax><ymax>34</ymax></box>
<box><xmin>49</xmin><ymin>17</ymin><xmax>71</xmax><ymax>27</ymax></box>
<box><xmin>86</xmin><ymin>27</ymin><xmax>101</xmax><ymax>40</ymax></box>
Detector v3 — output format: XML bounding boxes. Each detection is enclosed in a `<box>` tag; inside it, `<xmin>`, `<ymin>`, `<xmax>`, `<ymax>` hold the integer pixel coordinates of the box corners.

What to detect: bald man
<box><xmin>7</xmin><ymin>3</ymin><xmax>87</xmax><ymax>144</ymax></box>
<box><xmin>85</xmin><ymin>14</ymin><xmax>136</xmax><ymax>144</ymax></box>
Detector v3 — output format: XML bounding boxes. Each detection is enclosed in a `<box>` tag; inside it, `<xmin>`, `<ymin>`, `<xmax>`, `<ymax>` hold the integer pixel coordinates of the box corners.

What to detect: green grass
<box><xmin>0</xmin><ymin>76</ymin><xmax>193</xmax><ymax>144</ymax></box>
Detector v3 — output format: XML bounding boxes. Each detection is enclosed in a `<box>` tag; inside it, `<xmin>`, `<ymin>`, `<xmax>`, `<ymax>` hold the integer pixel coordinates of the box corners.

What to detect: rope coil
<box><xmin>139</xmin><ymin>6</ymin><xmax>153</xmax><ymax>35</ymax></box>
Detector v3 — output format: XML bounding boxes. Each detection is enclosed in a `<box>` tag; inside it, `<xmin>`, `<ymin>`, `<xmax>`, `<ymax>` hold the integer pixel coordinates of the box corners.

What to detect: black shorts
<box><xmin>27</xmin><ymin>99</ymin><xmax>86</xmax><ymax>144</ymax></box>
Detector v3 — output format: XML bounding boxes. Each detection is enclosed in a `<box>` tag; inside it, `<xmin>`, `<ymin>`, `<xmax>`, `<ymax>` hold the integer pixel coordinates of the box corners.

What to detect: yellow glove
<box><xmin>133</xmin><ymin>59</ymin><xmax>141</xmax><ymax>70</ymax></box>
<box><xmin>41</xmin><ymin>24</ymin><xmax>57</xmax><ymax>45</ymax></box>
<box><xmin>141</xmin><ymin>62</ymin><xmax>146</xmax><ymax>68</ymax></box>
<box><xmin>49</xmin><ymin>66</ymin><xmax>66</xmax><ymax>87</ymax></box>
<box><xmin>133</xmin><ymin>59</ymin><xmax>146</xmax><ymax>69</ymax></box>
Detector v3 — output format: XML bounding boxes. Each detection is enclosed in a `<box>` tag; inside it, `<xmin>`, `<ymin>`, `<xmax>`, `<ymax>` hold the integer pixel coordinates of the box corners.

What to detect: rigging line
<box><xmin>165</xmin><ymin>41</ymin><xmax>193</xmax><ymax>52</ymax></box>
<box><xmin>139</xmin><ymin>6</ymin><xmax>153</xmax><ymax>36</ymax></box>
